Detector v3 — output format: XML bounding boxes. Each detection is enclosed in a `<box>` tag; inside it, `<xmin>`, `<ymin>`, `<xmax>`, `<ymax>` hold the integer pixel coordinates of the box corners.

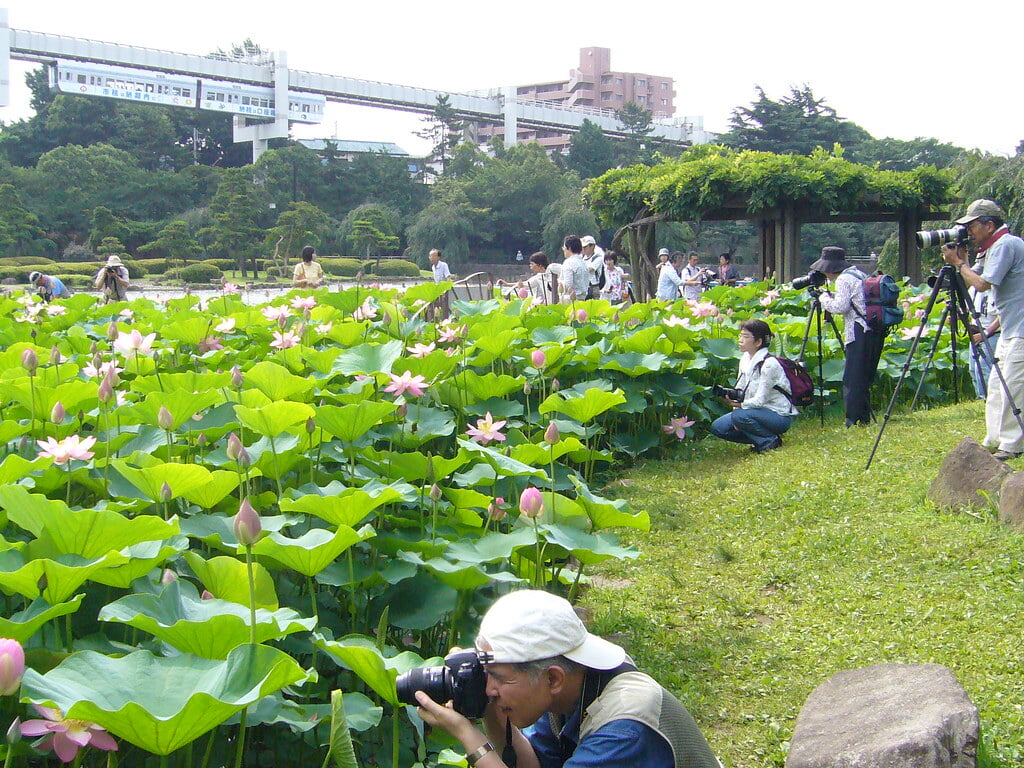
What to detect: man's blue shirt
<box><xmin>526</xmin><ymin>705</ymin><xmax>674</xmax><ymax>768</ymax></box>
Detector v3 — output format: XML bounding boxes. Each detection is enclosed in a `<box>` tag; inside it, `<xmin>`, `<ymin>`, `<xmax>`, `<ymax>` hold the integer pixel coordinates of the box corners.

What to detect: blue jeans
<box><xmin>970</xmin><ymin>331</ymin><xmax>999</xmax><ymax>399</ymax></box>
<box><xmin>711</xmin><ymin>407</ymin><xmax>792</xmax><ymax>451</ymax></box>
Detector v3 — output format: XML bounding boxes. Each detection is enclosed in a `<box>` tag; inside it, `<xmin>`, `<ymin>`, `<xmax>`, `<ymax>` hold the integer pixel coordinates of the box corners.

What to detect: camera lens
<box><xmin>395</xmin><ymin>666</ymin><xmax>451</xmax><ymax>707</ymax></box>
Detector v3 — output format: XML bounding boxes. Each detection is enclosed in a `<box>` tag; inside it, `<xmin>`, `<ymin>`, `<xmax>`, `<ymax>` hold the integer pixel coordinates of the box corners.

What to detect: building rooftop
<box><xmin>297</xmin><ymin>139</ymin><xmax>410</xmax><ymax>156</ymax></box>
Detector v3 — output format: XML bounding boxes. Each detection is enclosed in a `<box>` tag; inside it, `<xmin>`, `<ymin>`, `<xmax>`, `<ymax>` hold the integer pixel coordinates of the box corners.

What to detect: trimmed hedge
<box><xmin>53</xmin><ymin>273</ymin><xmax>94</xmax><ymax>288</ymax></box>
<box><xmin>0</xmin><ymin>256</ymin><xmax>55</xmax><ymax>266</ymax></box>
<box><xmin>365</xmin><ymin>258</ymin><xmax>420</xmax><ymax>277</ymax></box>
<box><xmin>320</xmin><ymin>258</ymin><xmax>364</xmax><ymax>277</ymax></box>
<box><xmin>179</xmin><ymin>263</ymin><xmax>223</xmax><ymax>283</ymax></box>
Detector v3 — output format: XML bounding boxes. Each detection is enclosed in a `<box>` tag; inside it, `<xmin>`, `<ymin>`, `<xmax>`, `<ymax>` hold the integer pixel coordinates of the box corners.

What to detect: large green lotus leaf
<box><xmin>279</xmin><ymin>486</ymin><xmax>404</xmax><ymax>527</ymax></box>
<box><xmin>14</xmin><ymin>380</ymin><xmax>99</xmax><ymax>421</ymax></box>
<box><xmin>395</xmin><ymin>550</ymin><xmax>520</xmax><ymax>591</ymax></box>
<box><xmin>0</xmin><ymin>486</ymin><xmax>179</xmax><ymax>557</ymax></box>
<box><xmin>615</xmin><ymin>325</ymin><xmax>665</xmax><ymax>354</ymax></box>
<box><xmin>331</xmin><ymin>339</ymin><xmax>404</xmax><ymax>376</ymax></box>
<box><xmin>0</xmin><ymin>454</ymin><xmax>48</xmax><ymax>490</ymax></box>
<box><xmin>510</xmin><ymin>437</ymin><xmax>588</xmax><ymax>467</ymax></box>
<box><xmin>245</xmin><ymin>434</ymin><xmax>302</xmax><ymax>478</ymax></box>
<box><xmin>397</xmin><ymin>352</ymin><xmax>459</xmax><ymax>384</ymax></box>
<box><xmin>442</xmin><ymin>487</ymin><xmax>493</xmax><ymax>514</ymax></box>
<box><xmin>0</xmin><ymin>594</ymin><xmax>84</xmax><ymax>643</ymax></box>
<box><xmin>183</xmin><ymin>553</ymin><xmax>278</xmax><ymax>610</ymax></box>
<box><xmin>599</xmin><ymin>352</ymin><xmax>671</xmax><ymax>376</ymax></box>
<box><xmin>539</xmin><ymin>388</ymin><xmax>627</xmax><ymax>424</ymax></box>
<box><xmin>90</xmin><ymin>537</ymin><xmax>189</xmax><ymax>588</ymax></box>
<box><xmin>358</xmin><ymin>448</ymin><xmax>469</xmax><ymax>483</ymax></box>
<box><xmin>316</xmin><ymin>401</ymin><xmax>397</xmax><ymax>442</ymax></box>
<box><xmin>570</xmin><ymin>475</ymin><xmax>651</xmax><ymax>531</ymax></box>
<box><xmin>434</xmin><ymin>371</ymin><xmax>525</xmax><ymax>409</ymax></box>
<box><xmin>253</xmin><ymin>525</ymin><xmax>375</xmax><ymax>576</ymax></box>
<box><xmin>180</xmin><ymin>470</ymin><xmax>240</xmax><ymax>509</ymax></box>
<box><xmin>161</xmin><ymin>317</ymin><xmax>211</xmax><ymax>346</ymax></box>
<box><xmin>99</xmin><ymin>582</ymin><xmax>316</xmax><ymax>658</ymax></box>
<box><xmin>0</xmin><ymin>549</ymin><xmax>128</xmax><ymax>603</ymax></box>
<box><xmin>381</xmin><ymin>405</ymin><xmax>455</xmax><ymax>450</ymax></box>
<box><xmin>125</xmin><ymin>389</ymin><xmax>222</xmax><ymax>430</ymax></box>
<box><xmin>179</xmin><ymin>513</ymin><xmax>303</xmax><ymax>550</ymax></box>
<box><xmin>110</xmin><ymin>459</ymin><xmax>216</xmax><ymax>502</ymax></box>
<box><xmin>701</xmin><ymin>336</ymin><xmax>740</xmax><ymax>362</ymax></box>
<box><xmin>241</xmin><ymin>360</ymin><xmax>317</xmax><ymax>401</ymax></box>
<box><xmin>538</xmin><ymin>524</ymin><xmax>640</xmax><ymax>566</ymax></box>
<box><xmin>0</xmin><ymin>420</ymin><xmax>29</xmax><ymax>447</ymax></box>
<box><xmin>444</xmin><ymin>528</ymin><xmax>536</xmax><ymax>564</ymax></box>
<box><xmin>467</xmin><ymin>330</ymin><xmax>522</xmax><ymax>367</ymax></box>
<box><xmin>235</xmin><ymin>401</ymin><xmax>315</xmax><ymax>438</ymax></box>
<box><xmin>455</xmin><ymin>439</ymin><xmax>545</xmax><ymax>480</ymax></box>
<box><xmin>20</xmin><ymin>644</ymin><xmax>308</xmax><ymax>755</ymax></box>
<box><xmin>316</xmin><ymin>634</ymin><xmax>436</xmax><ymax>705</ymax></box>
<box><xmin>132</xmin><ymin>370</ymin><xmax>231</xmax><ymax>396</ymax></box>
<box><xmin>403</xmin><ymin>282</ymin><xmax>450</xmax><ymax>304</ymax></box>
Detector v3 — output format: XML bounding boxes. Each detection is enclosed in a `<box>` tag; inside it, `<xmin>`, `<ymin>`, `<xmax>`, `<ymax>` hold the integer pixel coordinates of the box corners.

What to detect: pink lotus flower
<box><xmin>198</xmin><ymin>336</ymin><xmax>223</xmax><ymax>353</ymax></box>
<box><xmin>575</xmin><ymin>308</ymin><xmax>588</xmax><ymax>323</ymax></box>
<box><xmin>270</xmin><ymin>330</ymin><xmax>301</xmax><ymax>349</ymax></box>
<box><xmin>407</xmin><ymin>342</ymin><xmax>436</xmax><ymax>358</ymax></box>
<box><xmin>233</xmin><ymin>498</ymin><xmax>262</xmax><ymax>546</ymax></box>
<box><xmin>352</xmin><ymin>301</ymin><xmax>378</xmax><ymax>321</ymax></box>
<box><xmin>759</xmin><ymin>289</ymin><xmax>781</xmax><ymax>308</ymax></box>
<box><xmin>517</xmin><ymin>286</ymin><xmax>530</xmax><ymax>299</ymax></box>
<box><xmin>519</xmin><ymin>487</ymin><xmax>544</xmax><ymax>518</ymax></box>
<box><xmin>117</xmin><ymin>308</ymin><xmax>134</xmax><ymax>321</ymax></box>
<box><xmin>214</xmin><ymin>317</ymin><xmax>236</xmax><ymax>334</ymax></box>
<box><xmin>21</xmin><ymin>348</ymin><xmax>38</xmax><ymax>374</ymax></box>
<box><xmin>222</xmin><ymin>282</ymin><xmax>239</xmax><ymax>295</ymax></box>
<box><xmin>914</xmin><ymin>308</ymin><xmax>925</xmax><ymax>320</ymax></box>
<box><xmin>36</xmin><ymin>435</ymin><xmax>97</xmax><ymax>465</ymax></box>
<box><xmin>83</xmin><ymin>360</ymin><xmax>122</xmax><ymax>379</ymax></box>
<box><xmin>691</xmin><ymin>301</ymin><xmax>719</xmax><ymax>318</ymax></box>
<box><xmin>315</xmin><ymin>321</ymin><xmax>333</xmax><ymax>335</ymax></box>
<box><xmin>663</xmin><ymin>315</ymin><xmax>689</xmax><ymax>327</ymax></box>
<box><xmin>384</xmin><ymin>370</ymin><xmax>427</xmax><ymax>398</ymax></box>
<box><xmin>290</xmin><ymin>296</ymin><xmax>317</xmax><ymax>310</ymax></box>
<box><xmin>438</xmin><ymin>326</ymin><xmax>461</xmax><ymax>344</ymax></box>
<box><xmin>488</xmin><ymin>497</ymin><xmax>507</xmax><ymax>521</ymax></box>
<box><xmin>21</xmin><ymin>705</ymin><xmax>118</xmax><ymax>763</ymax></box>
<box><xmin>45</xmin><ymin>304</ymin><xmax>67</xmax><ymax>316</ymax></box>
<box><xmin>466</xmin><ymin>412</ymin><xmax>507</xmax><ymax>444</ymax></box>
<box><xmin>0</xmin><ymin>638</ymin><xmax>25</xmax><ymax>695</ymax></box>
<box><xmin>531</xmin><ymin>349</ymin><xmax>546</xmax><ymax>369</ymax></box>
<box><xmin>663</xmin><ymin>416</ymin><xmax>695</xmax><ymax>440</ymax></box>
<box><xmin>261</xmin><ymin>305</ymin><xmax>292</xmax><ymax>323</ymax></box>
<box><xmin>113</xmin><ymin>329</ymin><xmax>156</xmax><ymax>356</ymax></box>
<box><xmin>900</xmin><ymin>327</ymin><xmax>922</xmax><ymax>341</ymax></box>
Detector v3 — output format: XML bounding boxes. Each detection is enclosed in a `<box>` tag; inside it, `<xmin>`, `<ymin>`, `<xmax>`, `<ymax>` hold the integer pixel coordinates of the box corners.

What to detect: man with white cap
<box><xmin>93</xmin><ymin>254</ymin><xmax>130</xmax><ymax>303</ymax></box>
<box><xmin>581</xmin><ymin>236</ymin><xmax>605</xmax><ymax>299</ymax></box>
<box><xmin>415</xmin><ymin>589</ymin><xmax>719</xmax><ymax>768</ymax></box>
<box><xmin>942</xmin><ymin>199</ymin><xmax>1024</xmax><ymax>460</ymax></box>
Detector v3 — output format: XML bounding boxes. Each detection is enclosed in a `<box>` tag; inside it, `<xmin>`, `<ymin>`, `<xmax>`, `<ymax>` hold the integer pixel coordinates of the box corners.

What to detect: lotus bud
<box><xmin>107</xmin><ymin>321</ymin><xmax>119</xmax><ymax>341</ymax></box>
<box><xmin>424</xmin><ymin>458</ymin><xmax>436</xmax><ymax>485</ymax></box>
<box><xmin>50</xmin><ymin>346</ymin><xmax>62</xmax><ymax>365</ymax></box>
<box><xmin>519</xmin><ymin>487</ymin><xmax>544</xmax><ymax>519</ymax></box>
<box><xmin>161</xmin><ymin>569</ymin><xmax>177</xmax><ymax>585</ymax></box>
<box><xmin>90</xmin><ymin>341</ymin><xmax>99</xmax><ymax>355</ymax></box>
<box><xmin>0</xmin><ymin>638</ymin><xmax>25</xmax><ymax>695</ymax></box>
<box><xmin>382</xmin><ymin>312</ymin><xmax>392</xmax><ymax>326</ymax></box>
<box><xmin>197</xmin><ymin>433</ymin><xmax>207</xmax><ymax>447</ymax></box>
<box><xmin>576</xmin><ymin>309</ymin><xmax>588</xmax><ymax>323</ymax></box>
<box><xmin>488</xmin><ymin>500</ymin><xmax>507</xmax><ymax>522</ymax></box>
<box><xmin>551</xmin><ymin>378</ymin><xmax>561</xmax><ymax>391</ymax></box>
<box><xmin>523</xmin><ymin>381</ymin><xmax>532</xmax><ymax>395</ymax></box>
<box><xmin>429</xmin><ymin>483</ymin><xmax>443</xmax><ymax>502</ymax></box>
<box><xmin>544</xmin><ymin>421</ymin><xmax>560</xmax><ymax>445</ymax></box>
<box><xmin>18</xmin><ymin>435</ymin><xmax>30</xmax><ymax>454</ymax></box>
<box><xmin>236</xmin><ymin>445</ymin><xmax>252</xmax><ymax>469</ymax></box>
<box><xmin>231</xmin><ymin>365</ymin><xmax>244</xmax><ymax>389</ymax></box>
<box><xmin>277</xmin><ymin>315</ymin><xmax>288</xmax><ymax>329</ymax></box>
<box><xmin>92</xmin><ymin>352</ymin><xmax>103</xmax><ymax>371</ymax></box>
<box><xmin>306</xmin><ymin>417</ymin><xmax>316</xmax><ymax>435</ymax></box>
<box><xmin>21</xmin><ymin>348</ymin><xmax>37</xmax><ymax>374</ymax></box>
<box><xmin>158</xmin><ymin>405</ymin><xmax>174</xmax><ymax>431</ymax></box>
<box><xmin>159</xmin><ymin>481</ymin><xmax>173</xmax><ymax>503</ymax></box>
<box><xmin>233</xmin><ymin>498</ymin><xmax>262</xmax><ymax>546</ymax></box>
<box><xmin>396</xmin><ymin>403</ymin><xmax>408</xmax><ymax>419</ymax></box>
<box><xmin>97</xmin><ymin>376</ymin><xmax>114</xmax><ymax>404</ymax></box>
<box><xmin>517</xmin><ymin>286</ymin><xmax>529</xmax><ymax>299</ymax></box>
<box><xmin>226</xmin><ymin>432</ymin><xmax>242</xmax><ymax>461</ymax></box>
<box><xmin>50</xmin><ymin>401</ymin><xmax>66</xmax><ymax>424</ymax></box>
<box><xmin>530</xmin><ymin>349</ymin><xmax>546</xmax><ymax>369</ymax></box>
<box><xmin>7</xmin><ymin>717</ymin><xmax>20</xmax><ymax>745</ymax></box>
<box><xmin>201</xmin><ymin>590</ymin><xmax>215</xmax><ymax>600</ymax></box>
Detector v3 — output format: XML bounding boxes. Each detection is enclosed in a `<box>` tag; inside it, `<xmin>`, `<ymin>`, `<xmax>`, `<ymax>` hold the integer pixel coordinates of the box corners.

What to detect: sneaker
<box><xmin>753</xmin><ymin>436</ymin><xmax>783</xmax><ymax>454</ymax></box>
<box><xmin>992</xmin><ymin>450</ymin><xmax>1022</xmax><ymax>461</ymax></box>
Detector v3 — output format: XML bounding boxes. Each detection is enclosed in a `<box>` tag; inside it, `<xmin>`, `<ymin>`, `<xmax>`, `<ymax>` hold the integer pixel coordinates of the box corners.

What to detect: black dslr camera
<box><xmin>791</xmin><ymin>269</ymin><xmax>827</xmax><ymax>291</ymax></box>
<box><xmin>396</xmin><ymin>649</ymin><xmax>492</xmax><ymax>717</ymax></box>
<box><xmin>712</xmin><ymin>384</ymin><xmax>743</xmax><ymax>401</ymax></box>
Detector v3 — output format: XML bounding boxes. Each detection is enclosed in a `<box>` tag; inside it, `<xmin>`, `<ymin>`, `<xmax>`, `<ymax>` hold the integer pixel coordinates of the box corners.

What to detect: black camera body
<box><xmin>916</xmin><ymin>225</ymin><xmax>968</xmax><ymax>249</ymax></box>
<box><xmin>792</xmin><ymin>269</ymin><xmax>827</xmax><ymax>291</ymax></box>
<box><xmin>713</xmin><ymin>384</ymin><xmax>743</xmax><ymax>401</ymax></box>
<box><xmin>395</xmin><ymin>649</ymin><xmax>492</xmax><ymax>717</ymax></box>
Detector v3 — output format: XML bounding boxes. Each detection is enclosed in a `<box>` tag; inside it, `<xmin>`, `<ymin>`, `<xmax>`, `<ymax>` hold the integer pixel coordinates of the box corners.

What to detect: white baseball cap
<box><xmin>477</xmin><ymin>590</ymin><xmax>626</xmax><ymax>670</ymax></box>
<box><xmin>580</xmin><ymin>235</ymin><xmax>597</xmax><ymax>247</ymax></box>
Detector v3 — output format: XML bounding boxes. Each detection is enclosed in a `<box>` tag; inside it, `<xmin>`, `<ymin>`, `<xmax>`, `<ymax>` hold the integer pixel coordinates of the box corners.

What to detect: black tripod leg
<box><xmin>910</xmin><ymin>303</ymin><xmax>951</xmax><ymax>411</ymax></box>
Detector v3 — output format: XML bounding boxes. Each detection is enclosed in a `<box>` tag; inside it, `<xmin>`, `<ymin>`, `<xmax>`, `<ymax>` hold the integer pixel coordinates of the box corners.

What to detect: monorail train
<box><xmin>48</xmin><ymin>60</ymin><xmax>326</xmax><ymax>124</ymax></box>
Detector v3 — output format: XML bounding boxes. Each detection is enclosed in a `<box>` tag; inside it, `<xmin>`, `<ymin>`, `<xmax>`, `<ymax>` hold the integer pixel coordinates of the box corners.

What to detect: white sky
<box><xmin>2</xmin><ymin>0</ymin><xmax>1022</xmax><ymax>158</ymax></box>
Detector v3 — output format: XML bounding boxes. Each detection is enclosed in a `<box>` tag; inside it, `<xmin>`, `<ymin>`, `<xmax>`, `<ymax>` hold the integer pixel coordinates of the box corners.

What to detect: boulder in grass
<box><xmin>927</xmin><ymin>437</ymin><xmax>1010</xmax><ymax>512</ymax></box>
<box><xmin>786</xmin><ymin>663</ymin><xmax>978</xmax><ymax>768</ymax></box>
<box><xmin>997</xmin><ymin>471</ymin><xmax>1024</xmax><ymax>530</ymax></box>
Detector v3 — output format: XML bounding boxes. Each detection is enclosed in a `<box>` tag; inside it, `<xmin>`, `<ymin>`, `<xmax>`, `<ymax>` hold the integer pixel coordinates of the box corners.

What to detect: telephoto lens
<box><xmin>791</xmin><ymin>269</ymin><xmax>826</xmax><ymax>291</ymax></box>
<box><xmin>916</xmin><ymin>225</ymin><xmax>967</xmax><ymax>249</ymax></box>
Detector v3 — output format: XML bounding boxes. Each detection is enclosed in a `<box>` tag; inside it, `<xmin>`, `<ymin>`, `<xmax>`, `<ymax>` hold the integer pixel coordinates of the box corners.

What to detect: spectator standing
<box><xmin>497</xmin><ymin>252</ymin><xmax>555</xmax><ymax>304</ymax></box>
<box><xmin>815</xmin><ymin>246</ymin><xmax>883</xmax><ymax>427</ymax></box>
<box><xmin>581</xmin><ymin>235</ymin><xmax>606</xmax><ymax>298</ymax></box>
<box><xmin>599</xmin><ymin>252</ymin><xmax>626</xmax><ymax>303</ymax></box>
<box><xmin>656</xmin><ymin>247</ymin><xmax>671</xmax><ymax>272</ymax></box>
<box><xmin>656</xmin><ymin>252</ymin><xmax>686</xmax><ymax>301</ymax></box>
<box><xmin>29</xmin><ymin>271</ymin><xmax>71</xmax><ymax>302</ymax></box>
<box><xmin>967</xmin><ymin>251</ymin><xmax>1000</xmax><ymax>399</ymax></box>
<box><xmin>558</xmin><ymin>235</ymin><xmax>590</xmax><ymax>303</ymax></box>
<box><xmin>292</xmin><ymin>245</ymin><xmax>324</xmax><ymax>288</ymax></box>
<box><xmin>93</xmin><ymin>255</ymin><xmax>130</xmax><ymax>303</ymax></box>
<box><xmin>680</xmin><ymin>252</ymin><xmax>706</xmax><ymax>301</ymax></box>
<box><xmin>718</xmin><ymin>253</ymin><xmax>740</xmax><ymax>286</ymax></box>
<box><xmin>942</xmin><ymin>199</ymin><xmax>1024</xmax><ymax>460</ymax></box>
<box><xmin>429</xmin><ymin>249</ymin><xmax>452</xmax><ymax>283</ymax></box>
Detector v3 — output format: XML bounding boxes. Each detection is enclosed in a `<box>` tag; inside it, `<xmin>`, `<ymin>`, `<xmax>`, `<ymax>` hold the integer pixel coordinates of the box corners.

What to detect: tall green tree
<box><xmin>338</xmin><ymin>203</ymin><xmax>401</xmax><ymax>258</ymax></box>
<box><xmin>615</xmin><ymin>103</ymin><xmax>655</xmax><ymax>166</ymax></box>
<box><xmin>568</xmin><ymin>119</ymin><xmax>617</xmax><ymax>180</ymax></box>
<box><xmin>264</xmin><ymin>201</ymin><xmax>334</xmax><ymax>269</ymax></box>
<box><xmin>138</xmin><ymin>220</ymin><xmax>202</xmax><ymax>267</ymax></box>
<box><xmin>415</xmin><ymin>95</ymin><xmax>466</xmax><ymax>178</ymax></box>
<box><xmin>407</xmin><ymin>185</ymin><xmax>481</xmax><ymax>266</ymax></box>
<box><xmin>0</xmin><ymin>183</ymin><xmax>48</xmax><ymax>257</ymax></box>
<box><xmin>198</xmin><ymin>173</ymin><xmax>266</xmax><ymax>277</ymax></box>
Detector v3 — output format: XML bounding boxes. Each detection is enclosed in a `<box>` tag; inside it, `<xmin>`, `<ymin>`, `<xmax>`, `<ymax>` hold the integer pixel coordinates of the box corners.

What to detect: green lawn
<box><xmin>583</xmin><ymin>399</ymin><xmax>1024</xmax><ymax>767</ymax></box>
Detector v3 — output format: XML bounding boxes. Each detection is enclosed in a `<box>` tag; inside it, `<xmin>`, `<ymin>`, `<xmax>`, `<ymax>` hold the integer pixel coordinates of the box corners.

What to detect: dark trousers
<box><xmin>844</xmin><ymin>323</ymin><xmax>884</xmax><ymax>426</ymax></box>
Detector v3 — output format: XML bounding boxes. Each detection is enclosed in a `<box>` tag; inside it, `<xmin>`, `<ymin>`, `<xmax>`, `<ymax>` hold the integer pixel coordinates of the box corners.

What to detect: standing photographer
<box><xmin>680</xmin><ymin>252</ymin><xmax>707</xmax><ymax>301</ymax></box>
<box><xmin>414</xmin><ymin>589</ymin><xmax>719</xmax><ymax>768</ymax></box>
<box><xmin>942</xmin><ymin>199</ymin><xmax>1024</xmax><ymax>460</ymax></box>
<box><xmin>93</xmin><ymin>255</ymin><xmax>130</xmax><ymax>303</ymax></box>
<box><xmin>815</xmin><ymin>246</ymin><xmax>882</xmax><ymax>427</ymax></box>
<box><xmin>710</xmin><ymin>319</ymin><xmax>797</xmax><ymax>453</ymax></box>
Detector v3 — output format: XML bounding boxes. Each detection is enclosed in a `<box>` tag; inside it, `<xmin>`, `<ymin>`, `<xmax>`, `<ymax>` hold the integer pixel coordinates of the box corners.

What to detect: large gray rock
<box><xmin>927</xmin><ymin>437</ymin><xmax>1010</xmax><ymax>512</ymax></box>
<box><xmin>998</xmin><ymin>472</ymin><xmax>1024</xmax><ymax>530</ymax></box>
<box><xmin>786</xmin><ymin>663</ymin><xmax>978</xmax><ymax>768</ymax></box>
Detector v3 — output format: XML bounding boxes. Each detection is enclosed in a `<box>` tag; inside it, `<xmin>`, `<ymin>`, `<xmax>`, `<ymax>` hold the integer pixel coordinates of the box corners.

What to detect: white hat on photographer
<box><xmin>477</xmin><ymin>590</ymin><xmax>626</xmax><ymax>670</ymax></box>
<box><xmin>105</xmin><ymin>254</ymin><xmax>123</xmax><ymax>267</ymax></box>
<box><xmin>581</xmin><ymin>235</ymin><xmax>597</xmax><ymax>247</ymax></box>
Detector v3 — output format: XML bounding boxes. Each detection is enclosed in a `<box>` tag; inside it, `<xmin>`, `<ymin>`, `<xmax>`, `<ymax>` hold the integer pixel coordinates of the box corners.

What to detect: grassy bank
<box><xmin>583</xmin><ymin>399</ymin><xmax>1023</xmax><ymax>767</ymax></box>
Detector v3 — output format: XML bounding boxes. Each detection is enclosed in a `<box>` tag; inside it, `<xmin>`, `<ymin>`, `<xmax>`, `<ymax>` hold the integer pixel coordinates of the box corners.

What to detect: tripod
<box><xmin>865</xmin><ymin>264</ymin><xmax>1024</xmax><ymax>470</ymax></box>
<box><xmin>796</xmin><ymin>292</ymin><xmax>844</xmax><ymax>426</ymax></box>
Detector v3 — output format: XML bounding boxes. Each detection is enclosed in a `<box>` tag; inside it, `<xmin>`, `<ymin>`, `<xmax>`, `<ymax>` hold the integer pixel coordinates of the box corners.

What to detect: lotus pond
<box><xmin>0</xmin><ymin>279</ymin><xmax>962</xmax><ymax>767</ymax></box>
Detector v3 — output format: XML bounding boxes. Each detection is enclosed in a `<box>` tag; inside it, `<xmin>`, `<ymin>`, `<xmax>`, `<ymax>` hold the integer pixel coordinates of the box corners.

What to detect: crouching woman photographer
<box><xmin>710</xmin><ymin>319</ymin><xmax>797</xmax><ymax>454</ymax></box>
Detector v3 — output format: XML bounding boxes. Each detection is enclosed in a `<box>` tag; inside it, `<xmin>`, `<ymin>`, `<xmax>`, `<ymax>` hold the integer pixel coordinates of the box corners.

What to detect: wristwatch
<box><xmin>466</xmin><ymin>742</ymin><xmax>495</xmax><ymax>766</ymax></box>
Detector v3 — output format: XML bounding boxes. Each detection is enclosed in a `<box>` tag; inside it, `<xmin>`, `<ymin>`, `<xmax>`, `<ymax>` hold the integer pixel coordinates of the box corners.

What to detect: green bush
<box><xmin>320</xmin><ymin>258</ymin><xmax>364</xmax><ymax>277</ymax></box>
<box><xmin>53</xmin><ymin>273</ymin><xmax>93</xmax><ymax>288</ymax></box>
<box><xmin>179</xmin><ymin>263</ymin><xmax>223</xmax><ymax>283</ymax></box>
<box><xmin>139</xmin><ymin>260</ymin><xmax>171</xmax><ymax>275</ymax></box>
<box><xmin>364</xmin><ymin>258</ymin><xmax>420</xmax><ymax>277</ymax></box>
<box><xmin>202</xmin><ymin>259</ymin><xmax>236</xmax><ymax>271</ymax></box>
<box><xmin>0</xmin><ymin>256</ymin><xmax>55</xmax><ymax>266</ymax></box>
<box><xmin>57</xmin><ymin>262</ymin><xmax>106</xmax><ymax>276</ymax></box>
<box><xmin>264</xmin><ymin>267</ymin><xmax>282</xmax><ymax>278</ymax></box>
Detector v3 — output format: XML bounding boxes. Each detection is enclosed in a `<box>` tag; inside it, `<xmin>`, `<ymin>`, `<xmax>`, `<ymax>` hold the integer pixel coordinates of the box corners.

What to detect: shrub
<box><xmin>58</xmin><ymin>262</ymin><xmax>106</xmax><ymax>276</ymax></box>
<box><xmin>1</xmin><ymin>256</ymin><xmax>55</xmax><ymax>266</ymax></box>
<box><xmin>61</xmin><ymin>244</ymin><xmax>95</xmax><ymax>262</ymax></box>
<box><xmin>139</xmin><ymin>260</ymin><xmax>171</xmax><ymax>275</ymax></box>
<box><xmin>364</xmin><ymin>259</ymin><xmax>420</xmax><ymax>277</ymax></box>
<box><xmin>320</xmin><ymin>258</ymin><xmax>364</xmax><ymax>277</ymax></box>
<box><xmin>202</xmin><ymin>259</ymin><xmax>236</xmax><ymax>271</ymax></box>
<box><xmin>264</xmin><ymin>267</ymin><xmax>282</xmax><ymax>278</ymax></box>
<box><xmin>179</xmin><ymin>263</ymin><xmax>223</xmax><ymax>283</ymax></box>
<box><xmin>53</xmin><ymin>273</ymin><xmax>93</xmax><ymax>288</ymax></box>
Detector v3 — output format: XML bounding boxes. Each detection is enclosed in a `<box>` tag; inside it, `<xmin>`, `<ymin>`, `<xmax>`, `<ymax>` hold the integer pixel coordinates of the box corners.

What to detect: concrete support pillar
<box><xmin>233</xmin><ymin>50</ymin><xmax>291</xmax><ymax>163</ymax></box>
<box><xmin>503</xmin><ymin>86</ymin><xmax>518</xmax><ymax>147</ymax></box>
<box><xmin>0</xmin><ymin>9</ymin><xmax>10</xmax><ymax>108</ymax></box>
